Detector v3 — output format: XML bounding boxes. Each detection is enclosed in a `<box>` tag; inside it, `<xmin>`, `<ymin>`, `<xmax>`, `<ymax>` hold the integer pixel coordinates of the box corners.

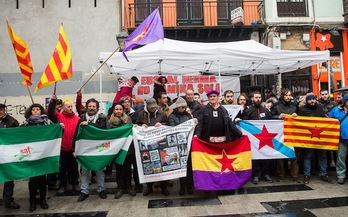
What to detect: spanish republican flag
<box><xmin>7</xmin><ymin>20</ymin><xmax>34</xmax><ymax>86</ymax></box>
<box><xmin>35</xmin><ymin>24</ymin><xmax>72</xmax><ymax>92</ymax></box>
<box><xmin>284</xmin><ymin>115</ymin><xmax>340</xmax><ymax>150</ymax></box>
<box><xmin>191</xmin><ymin>136</ymin><xmax>252</xmax><ymax>190</ymax></box>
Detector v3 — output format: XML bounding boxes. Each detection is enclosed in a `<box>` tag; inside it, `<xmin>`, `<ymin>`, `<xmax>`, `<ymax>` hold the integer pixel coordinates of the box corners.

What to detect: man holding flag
<box><xmin>73</xmin><ymin>98</ymin><xmax>107</xmax><ymax>202</ymax></box>
<box><xmin>0</xmin><ymin>103</ymin><xmax>20</xmax><ymax>209</ymax></box>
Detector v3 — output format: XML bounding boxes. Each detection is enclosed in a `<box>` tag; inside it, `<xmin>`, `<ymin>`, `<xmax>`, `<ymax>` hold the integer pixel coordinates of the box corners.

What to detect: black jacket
<box><xmin>298</xmin><ymin>103</ymin><xmax>326</xmax><ymax>117</ymax></box>
<box><xmin>241</xmin><ymin>105</ymin><xmax>272</xmax><ymax>120</ymax></box>
<box><xmin>272</xmin><ymin>99</ymin><xmax>298</xmax><ymax>118</ymax></box>
<box><xmin>0</xmin><ymin>114</ymin><xmax>19</xmax><ymax>128</ymax></box>
<box><xmin>318</xmin><ymin>98</ymin><xmax>336</xmax><ymax>114</ymax></box>
<box><xmin>187</xmin><ymin>100</ymin><xmax>202</xmax><ymax>118</ymax></box>
<box><xmin>195</xmin><ymin>104</ymin><xmax>242</xmax><ymax>142</ymax></box>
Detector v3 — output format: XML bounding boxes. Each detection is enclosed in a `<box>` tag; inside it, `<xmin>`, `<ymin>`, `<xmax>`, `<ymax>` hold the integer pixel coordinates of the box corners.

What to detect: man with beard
<box><xmin>185</xmin><ymin>89</ymin><xmax>202</xmax><ymax>118</ymax></box>
<box><xmin>73</xmin><ymin>98</ymin><xmax>107</xmax><ymax>202</ymax></box>
<box><xmin>0</xmin><ymin>103</ymin><xmax>20</xmax><ymax>209</ymax></box>
<box><xmin>272</xmin><ymin>89</ymin><xmax>299</xmax><ymax>182</ymax></box>
<box><xmin>240</xmin><ymin>91</ymin><xmax>273</xmax><ymax>184</ymax></box>
<box><xmin>136</xmin><ymin>98</ymin><xmax>169</xmax><ymax>196</ymax></box>
<box><xmin>298</xmin><ymin>94</ymin><xmax>335</xmax><ymax>184</ymax></box>
<box><xmin>222</xmin><ymin>90</ymin><xmax>236</xmax><ymax>105</ymax></box>
<box><xmin>48</xmin><ymin>96</ymin><xmax>80</xmax><ymax>195</ymax></box>
<box><xmin>318</xmin><ymin>89</ymin><xmax>336</xmax><ymax>114</ymax></box>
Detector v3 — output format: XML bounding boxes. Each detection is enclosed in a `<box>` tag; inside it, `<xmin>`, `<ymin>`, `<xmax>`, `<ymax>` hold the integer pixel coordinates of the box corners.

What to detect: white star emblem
<box><xmin>321</xmin><ymin>35</ymin><xmax>327</xmax><ymax>42</ymax></box>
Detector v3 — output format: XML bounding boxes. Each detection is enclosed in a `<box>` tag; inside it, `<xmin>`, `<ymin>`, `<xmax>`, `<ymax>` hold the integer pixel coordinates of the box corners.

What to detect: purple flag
<box><xmin>122</xmin><ymin>8</ymin><xmax>164</xmax><ymax>61</ymax></box>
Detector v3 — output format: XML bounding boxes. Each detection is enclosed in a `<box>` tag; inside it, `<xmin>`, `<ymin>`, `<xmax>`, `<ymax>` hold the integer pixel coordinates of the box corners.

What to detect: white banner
<box><xmin>133</xmin><ymin>120</ymin><xmax>196</xmax><ymax>183</ymax></box>
<box><xmin>118</xmin><ymin>74</ymin><xmax>240</xmax><ymax>102</ymax></box>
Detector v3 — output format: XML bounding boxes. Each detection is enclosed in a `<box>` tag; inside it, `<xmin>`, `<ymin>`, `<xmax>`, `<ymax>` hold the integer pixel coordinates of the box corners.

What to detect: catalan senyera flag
<box><xmin>284</xmin><ymin>115</ymin><xmax>340</xmax><ymax>150</ymax></box>
<box><xmin>122</xmin><ymin>8</ymin><xmax>164</xmax><ymax>61</ymax></box>
<box><xmin>0</xmin><ymin>124</ymin><xmax>62</xmax><ymax>182</ymax></box>
<box><xmin>75</xmin><ymin>124</ymin><xmax>133</xmax><ymax>171</ymax></box>
<box><xmin>7</xmin><ymin>20</ymin><xmax>34</xmax><ymax>86</ymax></box>
<box><xmin>35</xmin><ymin>24</ymin><xmax>72</xmax><ymax>92</ymax></box>
<box><xmin>191</xmin><ymin>136</ymin><xmax>252</xmax><ymax>190</ymax></box>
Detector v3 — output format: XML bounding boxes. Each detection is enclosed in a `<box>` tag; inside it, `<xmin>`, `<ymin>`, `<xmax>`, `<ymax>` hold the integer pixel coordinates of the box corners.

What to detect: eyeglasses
<box><xmin>321</xmin><ymin>93</ymin><xmax>328</xmax><ymax>95</ymax></box>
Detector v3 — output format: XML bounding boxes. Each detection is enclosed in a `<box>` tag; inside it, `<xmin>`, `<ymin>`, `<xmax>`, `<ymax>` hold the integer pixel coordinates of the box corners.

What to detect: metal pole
<box><xmin>340</xmin><ymin>52</ymin><xmax>345</xmax><ymax>87</ymax></box>
<box><xmin>99</xmin><ymin>61</ymin><xmax>104</xmax><ymax>113</ymax></box>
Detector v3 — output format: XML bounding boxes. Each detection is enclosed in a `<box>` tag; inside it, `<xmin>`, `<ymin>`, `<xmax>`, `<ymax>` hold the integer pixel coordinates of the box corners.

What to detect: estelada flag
<box><xmin>284</xmin><ymin>115</ymin><xmax>340</xmax><ymax>150</ymax></box>
<box><xmin>191</xmin><ymin>136</ymin><xmax>251</xmax><ymax>190</ymax></box>
<box><xmin>35</xmin><ymin>24</ymin><xmax>72</xmax><ymax>92</ymax></box>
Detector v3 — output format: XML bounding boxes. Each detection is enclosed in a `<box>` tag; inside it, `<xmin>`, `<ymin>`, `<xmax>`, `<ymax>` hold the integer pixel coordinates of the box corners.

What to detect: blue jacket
<box><xmin>329</xmin><ymin>105</ymin><xmax>348</xmax><ymax>140</ymax></box>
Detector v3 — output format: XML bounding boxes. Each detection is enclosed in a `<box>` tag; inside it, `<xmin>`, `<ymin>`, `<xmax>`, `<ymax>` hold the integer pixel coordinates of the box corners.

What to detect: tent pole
<box><xmin>278</xmin><ymin>72</ymin><xmax>282</xmax><ymax>97</ymax></box>
<box><xmin>340</xmin><ymin>52</ymin><xmax>345</xmax><ymax>87</ymax></box>
<box><xmin>218</xmin><ymin>60</ymin><xmax>222</xmax><ymax>95</ymax></box>
<box><xmin>327</xmin><ymin>59</ymin><xmax>331</xmax><ymax>96</ymax></box>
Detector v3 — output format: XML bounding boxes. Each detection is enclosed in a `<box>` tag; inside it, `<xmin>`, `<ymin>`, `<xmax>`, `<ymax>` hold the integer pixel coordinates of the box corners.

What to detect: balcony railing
<box><xmin>277</xmin><ymin>0</ymin><xmax>308</xmax><ymax>17</ymax></box>
<box><xmin>126</xmin><ymin>0</ymin><xmax>263</xmax><ymax>29</ymax></box>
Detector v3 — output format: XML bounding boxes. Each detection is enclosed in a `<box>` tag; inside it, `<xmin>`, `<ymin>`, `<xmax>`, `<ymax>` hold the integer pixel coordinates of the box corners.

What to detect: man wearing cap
<box><xmin>113</xmin><ymin>76</ymin><xmax>139</xmax><ymax>103</ymax></box>
<box><xmin>0</xmin><ymin>103</ymin><xmax>20</xmax><ymax>209</ymax></box>
<box><xmin>136</xmin><ymin>98</ymin><xmax>169</xmax><ymax>196</ymax></box>
<box><xmin>196</xmin><ymin>90</ymin><xmax>242</xmax><ymax>143</ymax></box>
<box><xmin>298</xmin><ymin>93</ymin><xmax>335</xmax><ymax>184</ymax></box>
<box><xmin>329</xmin><ymin>94</ymin><xmax>348</xmax><ymax>184</ymax></box>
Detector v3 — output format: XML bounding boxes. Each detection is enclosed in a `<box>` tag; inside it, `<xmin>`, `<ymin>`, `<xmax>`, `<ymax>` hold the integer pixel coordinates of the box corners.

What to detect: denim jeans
<box><xmin>336</xmin><ymin>140</ymin><xmax>348</xmax><ymax>178</ymax></box>
<box><xmin>80</xmin><ymin>169</ymin><xmax>105</xmax><ymax>195</ymax></box>
<box><xmin>303</xmin><ymin>148</ymin><xmax>327</xmax><ymax>177</ymax></box>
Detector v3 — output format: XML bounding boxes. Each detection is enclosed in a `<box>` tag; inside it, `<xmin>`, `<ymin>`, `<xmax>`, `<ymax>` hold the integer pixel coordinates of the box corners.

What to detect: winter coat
<box><xmin>136</xmin><ymin>107</ymin><xmax>167</xmax><ymax>126</ymax></box>
<box><xmin>48</xmin><ymin>99</ymin><xmax>80</xmax><ymax>152</ymax></box>
<box><xmin>241</xmin><ymin>105</ymin><xmax>272</xmax><ymax>120</ymax></box>
<box><xmin>329</xmin><ymin>105</ymin><xmax>348</xmax><ymax>139</ymax></box>
<box><xmin>195</xmin><ymin>103</ymin><xmax>242</xmax><ymax>143</ymax></box>
<box><xmin>187</xmin><ymin>100</ymin><xmax>202</xmax><ymax>118</ymax></box>
<box><xmin>318</xmin><ymin>98</ymin><xmax>336</xmax><ymax>114</ymax></box>
<box><xmin>113</xmin><ymin>79</ymin><xmax>134</xmax><ymax>103</ymax></box>
<box><xmin>272</xmin><ymin>99</ymin><xmax>297</xmax><ymax>118</ymax></box>
<box><xmin>168</xmin><ymin>110</ymin><xmax>192</xmax><ymax>126</ymax></box>
<box><xmin>298</xmin><ymin>103</ymin><xmax>326</xmax><ymax>118</ymax></box>
<box><xmin>0</xmin><ymin>114</ymin><xmax>19</xmax><ymax>128</ymax></box>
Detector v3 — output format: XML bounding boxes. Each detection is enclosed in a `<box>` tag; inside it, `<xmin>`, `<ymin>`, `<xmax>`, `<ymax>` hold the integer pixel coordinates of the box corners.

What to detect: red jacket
<box><xmin>113</xmin><ymin>79</ymin><xmax>133</xmax><ymax>103</ymax></box>
<box><xmin>56</xmin><ymin>111</ymin><xmax>80</xmax><ymax>151</ymax></box>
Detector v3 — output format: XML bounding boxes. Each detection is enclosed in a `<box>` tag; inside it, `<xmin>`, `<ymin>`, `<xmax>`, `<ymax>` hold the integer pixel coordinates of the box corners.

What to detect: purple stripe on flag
<box><xmin>193</xmin><ymin>170</ymin><xmax>252</xmax><ymax>190</ymax></box>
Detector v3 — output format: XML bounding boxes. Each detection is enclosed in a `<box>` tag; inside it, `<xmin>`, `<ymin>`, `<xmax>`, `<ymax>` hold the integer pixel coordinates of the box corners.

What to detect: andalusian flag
<box><xmin>75</xmin><ymin>124</ymin><xmax>133</xmax><ymax>171</ymax></box>
<box><xmin>35</xmin><ymin>24</ymin><xmax>72</xmax><ymax>92</ymax></box>
<box><xmin>7</xmin><ymin>20</ymin><xmax>34</xmax><ymax>86</ymax></box>
<box><xmin>238</xmin><ymin>120</ymin><xmax>295</xmax><ymax>159</ymax></box>
<box><xmin>0</xmin><ymin>124</ymin><xmax>62</xmax><ymax>182</ymax></box>
<box><xmin>191</xmin><ymin>136</ymin><xmax>252</xmax><ymax>190</ymax></box>
<box><xmin>284</xmin><ymin>115</ymin><xmax>340</xmax><ymax>150</ymax></box>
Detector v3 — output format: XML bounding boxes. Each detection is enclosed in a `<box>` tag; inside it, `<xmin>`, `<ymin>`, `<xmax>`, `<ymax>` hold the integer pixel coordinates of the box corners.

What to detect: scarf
<box><xmin>85</xmin><ymin>111</ymin><xmax>100</xmax><ymax>124</ymax></box>
<box><xmin>108</xmin><ymin>113</ymin><xmax>129</xmax><ymax>127</ymax></box>
<box><xmin>26</xmin><ymin>115</ymin><xmax>49</xmax><ymax>125</ymax></box>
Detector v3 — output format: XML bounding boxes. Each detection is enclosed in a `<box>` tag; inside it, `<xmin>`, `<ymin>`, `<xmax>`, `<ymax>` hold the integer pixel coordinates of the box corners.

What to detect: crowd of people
<box><xmin>1</xmin><ymin>75</ymin><xmax>347</xmax><ymax>212</ymax></box>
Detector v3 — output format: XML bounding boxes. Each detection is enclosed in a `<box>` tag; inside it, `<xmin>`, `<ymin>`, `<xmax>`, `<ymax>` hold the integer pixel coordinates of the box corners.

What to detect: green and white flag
<box><xmin>75</xmin><ymin>124</ymin><xmax>133</xmax><ymax>171</ymax></box>
<box><xmin>0</xmin><ymin>124</ymin><xmax>62</xmax><ymax>182</ymax></box>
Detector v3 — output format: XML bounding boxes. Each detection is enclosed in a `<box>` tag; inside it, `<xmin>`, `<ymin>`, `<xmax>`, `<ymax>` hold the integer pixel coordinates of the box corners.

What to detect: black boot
<box><xmin>29</xmin><ymin>180</ymin><xmax>37</xmax><ymax>211</ymax></box>
<box><xmin>39</xmin><ymin>182</ymin><xmax>49</xmax><ymax>209</ymax></box>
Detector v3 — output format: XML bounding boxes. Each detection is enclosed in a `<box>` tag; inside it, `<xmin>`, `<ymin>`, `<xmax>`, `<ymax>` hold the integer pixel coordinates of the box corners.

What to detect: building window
<box><xmin>217</xmin><ymin>0</ymin><xmax>243</xmax><ymax>25</ymax></box>
<box><xmin>134</xmin><ymin>0</ymin><xmax>162</xmax><ymax>25</ymax></box>
<box><xmin>176</xmin><ymin>0</ymin><xmax>203</xmax><ymax>26</ymax></box>
<box><xmin>277</xmin><ymin>0</ymin><xmax>308</xmax><ymax>17</ymax></box>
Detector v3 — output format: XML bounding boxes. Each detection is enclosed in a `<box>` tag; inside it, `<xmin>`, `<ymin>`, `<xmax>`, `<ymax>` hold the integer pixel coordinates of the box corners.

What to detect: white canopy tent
<box><xmin>98</xmin><ymin>38</ymin><xmax>329</xmax><ymax>76</ymax></box>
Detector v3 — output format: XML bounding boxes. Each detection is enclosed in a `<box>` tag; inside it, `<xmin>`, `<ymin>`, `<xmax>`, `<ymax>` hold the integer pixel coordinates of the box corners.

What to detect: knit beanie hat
<box><xmin>306</xmin><ymin>93</ymin><xmax>316</xmax><ymax>101</ymax></box>
<box><xmin>174</xmin><ymin>97</ymin><xmax>187</xmax><ymax>109</ymax></box>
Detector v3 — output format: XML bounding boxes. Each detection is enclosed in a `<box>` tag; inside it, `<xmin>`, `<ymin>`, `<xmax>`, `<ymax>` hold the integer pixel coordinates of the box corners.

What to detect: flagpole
<box><xmin>53</xmin><ymin>82</ymin><xmax>57</xmax><ymax>95</ymax></box>
<box><xmin>26</xmin><ymin>85</ymin><xmax>34</xmax><ymax>104</ymax></box>
<box><xmin>79</xmin><ymin>45</ymin><xmax>121</xmax><ymax>90</ymax></box>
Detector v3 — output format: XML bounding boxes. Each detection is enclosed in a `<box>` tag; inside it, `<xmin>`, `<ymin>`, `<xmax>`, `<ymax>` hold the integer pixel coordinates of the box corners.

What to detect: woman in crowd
<box><xmin>106</xmin><ymin>102</ymin><xmax>136</xmax><ymax>199</ymax></box>
<box><xmin>153</xmin><ymin>76</ymin><xmax>167</xmax><ymax>100</ymax></box>
<box><xmin>22</xmin><ymin>103</ymin><xmax>51</xmax><ymax>211</ymax></box>
<box><xmin>168</xmin><ymin>97</ymin><xmax>194</xmax><ymax>195</ymax></box>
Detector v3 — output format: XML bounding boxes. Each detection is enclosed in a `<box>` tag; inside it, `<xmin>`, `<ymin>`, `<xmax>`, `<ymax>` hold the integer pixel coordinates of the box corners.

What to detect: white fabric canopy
<box><xmin>99</xmin><ymin>38</ymin><xmax>329</xmax><ymax>76</ymax></box>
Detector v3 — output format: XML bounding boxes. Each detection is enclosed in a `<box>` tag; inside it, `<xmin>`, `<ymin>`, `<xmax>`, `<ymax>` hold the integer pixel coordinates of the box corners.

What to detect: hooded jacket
<box><xmin>329</xmin><ymin>94</ymin><xmax>348</xmax><ymax>139</ymax></box>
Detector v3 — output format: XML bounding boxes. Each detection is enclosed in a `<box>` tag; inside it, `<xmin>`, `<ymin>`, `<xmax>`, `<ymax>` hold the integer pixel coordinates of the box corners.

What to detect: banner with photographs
<box><xmin>133</xmin><ymin>120</ymin><xmax>196</xmax><ymax>183</ymax></box>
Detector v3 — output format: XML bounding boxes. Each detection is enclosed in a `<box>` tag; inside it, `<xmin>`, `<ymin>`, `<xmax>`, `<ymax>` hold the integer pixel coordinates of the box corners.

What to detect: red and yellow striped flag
<box><xmin>284</xmin><ymin>115</ymin><xmax>340</xmax><ymax>150</ymax></box>
<box><xmin>35</xmin><ymin>24</ymin><xmax>72</xmax><ymax>92</ymax></box>
<box><xmin>7</xmin><ymin>20</ymin><xmax>34</xmax><ymax>86</ymax></box>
